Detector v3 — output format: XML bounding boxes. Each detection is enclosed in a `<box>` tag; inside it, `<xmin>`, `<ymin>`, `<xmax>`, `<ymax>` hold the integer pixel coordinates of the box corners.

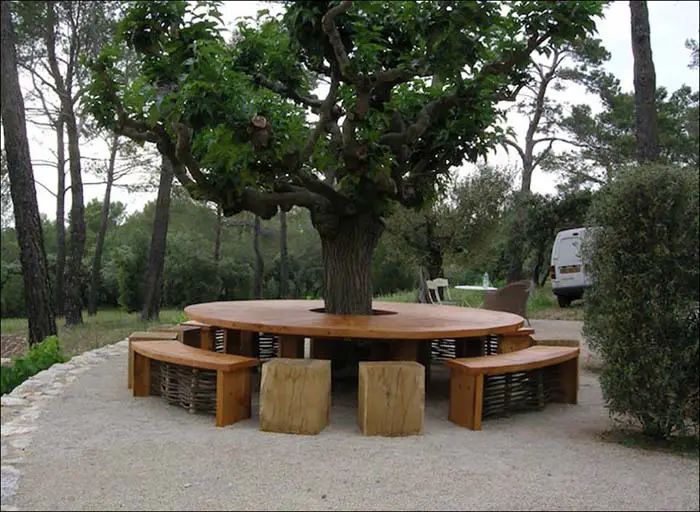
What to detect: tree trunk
<box><xmin>425</xmin><ymin>249</ymin><xmax>444</xmax><ymax>280</ymax></box>
<box><xmin>87</xmin><ymin>134</ymin><xmax>118</xmax><ymax>315</ymax></box>
<box><xmin>141</xmin><ymin>157</ymin><xmax>174</xmax><ymax>321</ymax></box>
<box><xmin>1</xmin><ymin>6</ymin><xmax>57</xmax><ymax>344</ymax></box>
<box><xmin>62</xmin><ymin>106</ymin><xmax>86</xmax><ymax>325</ymax></box>
<box><xmin>630</xmin><ymin>0</ymin><xmax>659</xmax><ymax>163</ymax></box>
<box><xmin>531</xmin><ymin>243</ymin><xmax>547</xmax><ymax>288</ymax></box>
<box><xmin>506</xmin><ymin>194</ymin><xmax>528</xmax><ymax>283</ymax></box>
<box><xmin>319</xmin><ymin>214</ymin><xmax>384</xmax><ymax>315</ymax></box>
<box><xmin>253</xmin><ymin>215</ymin><xmax>264</xmax><ymax>299</ymax></box>
<box><xmin>54</xmin><ymin>119</ymin><xmax>66</xmax><ymax>316</ymax></box>
<box><xmin>213</xmin><ymin>203</ymin><xmax>222</xmax><ymax>262</ymax></box>
<box><xmin>45</xmin><ymin>2</ymin><xmax>85</xmax><ymax>326</ymax></box>
<box><xmin>279</xmin><ymin>209</ymin><xmax>289</xmax><ymax>298</ymax></box>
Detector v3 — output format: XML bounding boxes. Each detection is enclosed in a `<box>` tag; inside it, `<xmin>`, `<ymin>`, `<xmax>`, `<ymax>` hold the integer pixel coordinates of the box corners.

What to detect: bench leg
<box><xmin>132</xmin><ymin>352</ymin><xmax>151</xmax><ymax>397</ymax></box>
<box><xmin>448</xmin><ymin>370</ymin><xmax>483</xmax><ymax>431</ymax></box>
<box><xmin>554</xmin><ymin>358</ymin><xmax>578</xmax><ymax>404</ymax></box>
<box><xmin>127</xmin><ymin>342</ymin><xmax>133</xmax><ymax>389</ymax></box>
<box><xmin>216</xmin><ymin>369</ymin><xmax>252</xmax><ymax>427</ymax></box>
<box><xmin>278</xmin><ymin>335</ymin><xmax>304</xmax><ymax>358</ymax></box>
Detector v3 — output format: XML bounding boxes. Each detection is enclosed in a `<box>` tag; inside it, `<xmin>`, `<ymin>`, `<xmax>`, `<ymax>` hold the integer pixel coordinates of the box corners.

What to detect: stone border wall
<box><xmin>1</xmin><ymin>339</ymin><xmax>128</xmax><ymax>510</ymax></box>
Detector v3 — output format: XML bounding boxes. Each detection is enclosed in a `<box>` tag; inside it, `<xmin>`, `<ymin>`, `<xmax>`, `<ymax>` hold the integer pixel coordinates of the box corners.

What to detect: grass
<box><xmin>376</xmin><ymin>283</ymin><xmax>584</xmax><ymax>320</ymax></box>
<box><xmin>1</xmin><ymin>308</ymin><xmax>185</xmax><ymax>358</ymax></box>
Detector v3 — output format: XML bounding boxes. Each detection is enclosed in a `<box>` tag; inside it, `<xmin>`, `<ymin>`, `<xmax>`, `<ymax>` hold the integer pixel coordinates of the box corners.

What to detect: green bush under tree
<box><xmin>1</xmin><ymin>336</ymin><xmax>68</xmax><ymax>395</ymax></box>
<box><xmin>584</xmin><ymin>164</ymin><xmax>699</xmax><ymax>439</ymax></box>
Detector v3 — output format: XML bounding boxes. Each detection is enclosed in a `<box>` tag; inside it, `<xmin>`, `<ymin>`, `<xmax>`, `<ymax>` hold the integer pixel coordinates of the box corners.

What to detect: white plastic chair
<box><xmin>425</xmin><ymin>280</ymin><xmax>440</xmax><ymax>304</ymax></box>
<box><xmin>433</xmin><ymin>278</ymin><xmax>459</xmax><ymax>305</ymax></box>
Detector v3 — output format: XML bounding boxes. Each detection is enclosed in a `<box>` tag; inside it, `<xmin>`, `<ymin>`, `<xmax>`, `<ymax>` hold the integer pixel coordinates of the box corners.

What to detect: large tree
<box><xmin>629</xmin><ymin>0</ymin><xmax>659</xmax><ymax>163</ymax></box>
<box><xmin>87</xmin><ymin>0</ymin><xmax>603</xmax><ymax>314</ymax></box>
<box><xmin>1</xmin><ymin>3</ymin><xmax>57</xmax><ymax>344</ymax></box>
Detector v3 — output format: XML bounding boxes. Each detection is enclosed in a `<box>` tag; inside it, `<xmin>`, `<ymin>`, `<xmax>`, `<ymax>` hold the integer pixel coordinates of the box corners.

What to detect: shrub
<box><xmin>583</xmin><ymin>164</ymin><xmax>699</xmax><ymax>439</ymax></box>
<box><xmin>1</xmin><ymin>336</ymin><xmax>68</xmax><ymax>395</ymax></box>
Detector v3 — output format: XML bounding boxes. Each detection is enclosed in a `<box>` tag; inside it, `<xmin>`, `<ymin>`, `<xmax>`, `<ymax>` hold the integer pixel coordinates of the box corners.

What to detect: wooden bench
<box><xmin>445</xmin><ymin>345</ymin><xmax>579</xmax><ymax>430</ymax></box>
<box><xmin>131</xmin><ymin>340</ymin><xmax>258</xmax><ymax>427</ymax></box>
<box><xmin>127</xmin><ymin>331</ymin><xmax>178</xmax><ymax>389</ymax></box>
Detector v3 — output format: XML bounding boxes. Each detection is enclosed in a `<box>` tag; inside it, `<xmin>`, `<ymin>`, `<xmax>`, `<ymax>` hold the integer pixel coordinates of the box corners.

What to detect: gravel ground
<box><xmin>7</xmin><ymin>353</ymin><xmax>699</xmax><ymax>511</ymax></box>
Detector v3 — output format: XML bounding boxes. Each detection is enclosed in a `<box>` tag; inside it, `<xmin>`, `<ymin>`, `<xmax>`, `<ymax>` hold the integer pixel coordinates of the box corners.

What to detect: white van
<box><xmin>549</xmin><ymin>227</ymin><xmax>591</xmax><ymax>307</ymax></box>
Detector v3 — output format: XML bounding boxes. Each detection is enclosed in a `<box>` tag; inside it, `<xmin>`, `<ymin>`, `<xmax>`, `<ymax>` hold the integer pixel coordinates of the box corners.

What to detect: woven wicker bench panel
<box><xmin>131</xmin><ymin>340</ymin><xmax>258</xmax><ymax>427</ymax></box>
<box><xmin>446</xmin><ymin>345</ymin><xmax>579</xmax><ymax>430</ymax></box>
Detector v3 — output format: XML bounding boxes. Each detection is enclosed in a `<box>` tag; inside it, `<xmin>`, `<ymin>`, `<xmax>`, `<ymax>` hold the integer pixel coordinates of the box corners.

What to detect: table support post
<box><xmin>279</xmin><ymin>335</ymin><xmax>305</xmax><ymax>358</ymax></box>
<box><xmin>310</xmin><ymin>337</ymin><xmax>335</xmax><ymax>359</ymax></box>
<box><xmin>455</xmin><ymin>337</ymin><xmax>484</xmax><ymax>358</ymax></box>
<box><xmin>224</xmin><ymin>329</ymin><xmax>258</xmax><ymax>358</ymax></box>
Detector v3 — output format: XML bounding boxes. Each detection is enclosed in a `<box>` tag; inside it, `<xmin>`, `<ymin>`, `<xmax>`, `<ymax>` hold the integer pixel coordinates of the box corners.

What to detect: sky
<box><xmin>17</xmin><ymin>0</ymin><xmax>700</xmax><ymax>219</ymax></box>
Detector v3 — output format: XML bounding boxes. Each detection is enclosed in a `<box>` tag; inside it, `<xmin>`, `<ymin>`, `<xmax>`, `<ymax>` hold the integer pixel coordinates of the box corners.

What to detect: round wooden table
<box><xmin>184</xmin><ymin>300</ymin><xmax>525</xmax><ymax>363</ymax></box>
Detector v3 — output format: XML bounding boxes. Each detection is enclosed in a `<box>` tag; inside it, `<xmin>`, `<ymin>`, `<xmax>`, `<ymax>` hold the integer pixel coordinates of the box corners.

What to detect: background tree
<box><xmin>0</xmin><ymin>151</ymin><xmax>13</xmax><ymax>229</ymax></box>
<box><xmin>386</xmin><ymin>165</ymin><xmax>513</xmax><ymax>284</ymax></box>
<box><xmin>87</xmin><ymin>133</ymin><xmax>119</xmax><ymax>315</ymax></box>
<box><xmin>687</xmin><ymin>38</ymin><xmax>699</xmax><ymax>69</ymax></box>
<box><xmin>13</xmin><ymin>0</ymin><xmax>118</xmax><ymax>323</ymax></box>
<box><xmin>278</xmin><ymin>210</ymin><xmax>289</xmax><ymax>298</ymax></box>
<box><xmin>629</xmin><ymin>0</ymin><xmax>659</xmax><ymax>163</ymax></box>
<box><xmin>500</xmin><ymin>38</ymin><xmax>609</xmax><ymax>281</ymax></box>
<box><xmin>1</xmin><ymin>3</ymin><xmax>57</xmax><ymax>344</ymax></box>
<box><xmin>542</xmin><ymin>77</ymin><xmax>698</xmax><ymax>189</ymax></box>
<box><xmin>87</xmin><ymin>0</ymin><xmax>603</xmax><ymax>314</ymax></box>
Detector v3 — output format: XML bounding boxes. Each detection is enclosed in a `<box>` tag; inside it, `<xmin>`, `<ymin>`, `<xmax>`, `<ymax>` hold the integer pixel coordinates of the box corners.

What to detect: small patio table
<box><xmin>184</xmin><ymin>300</ymin><xmax>524</xmax><ymax>366</ymax></box>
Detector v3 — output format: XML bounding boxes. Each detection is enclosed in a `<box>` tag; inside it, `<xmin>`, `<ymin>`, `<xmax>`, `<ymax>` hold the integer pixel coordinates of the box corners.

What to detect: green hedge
<box><xmin>1</xmin><ymin>336</ymin><xmax>68</xmax><ymax>395</ymax></box>
<box><xmin>583</xmin><ymin>164</ymin><xmax>699</xmax><ymax>439</ymax></box>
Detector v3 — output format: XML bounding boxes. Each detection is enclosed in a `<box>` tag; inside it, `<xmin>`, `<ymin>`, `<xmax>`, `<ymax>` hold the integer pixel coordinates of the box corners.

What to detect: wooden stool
<box><xmin>127</xmin><ymin>331</ymin><xmax>178</xmax><ymax>389</ymax></box>
<box><xmin>358</xmin><ymin>361</ymin><xmax>424</xmax><ymax>436</ymax></box>
<box><xmin>259</xmin><ymin>358</ymin><xmax>331</xmax><ymax>435</ymax></box>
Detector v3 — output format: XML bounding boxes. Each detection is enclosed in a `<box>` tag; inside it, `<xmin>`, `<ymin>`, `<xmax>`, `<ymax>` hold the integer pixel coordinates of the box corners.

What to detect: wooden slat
<box><xmin>131</xmin><ymin>340</ymin><xmax>257</xmax><ymax>372</ymax></box>
<box><xmin>445</xmin><ymin>346</ymin><xmax>579</xmax><ymax>376</ymax></box>
<box><xmin>129</xmin><ymin>331</ymin><xmax>178</xmax><ymax>341</ymax></box>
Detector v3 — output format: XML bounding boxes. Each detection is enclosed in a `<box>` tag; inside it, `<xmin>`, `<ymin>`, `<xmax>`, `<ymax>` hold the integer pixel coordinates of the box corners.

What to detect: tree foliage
<box><xmin>543</xmin><ymin>76</ymin><xmax>699</xmax><ymax>189</ymax></box>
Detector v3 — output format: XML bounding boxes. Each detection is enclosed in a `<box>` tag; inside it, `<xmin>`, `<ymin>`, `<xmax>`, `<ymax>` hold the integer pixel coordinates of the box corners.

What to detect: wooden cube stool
<box><xmin>127</xmin><ymin>331</ymin><xmax>178</xmax><ymax>389</ymax></box>
<box><xmin>259</xmin><ymin>358</ymin><xmax>331</xmax><ymax>435</ymax></box>
<box><xmin>358</xmin><ymin>361</ymin><xmax>425</xmax><ymax>436</ymax></box>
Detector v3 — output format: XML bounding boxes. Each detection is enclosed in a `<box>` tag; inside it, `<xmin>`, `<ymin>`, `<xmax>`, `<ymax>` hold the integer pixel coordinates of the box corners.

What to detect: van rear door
<box><xmin>552</xmin><ymin>233</ymin><xmax>585</xmax><ymax>288</ymax></box>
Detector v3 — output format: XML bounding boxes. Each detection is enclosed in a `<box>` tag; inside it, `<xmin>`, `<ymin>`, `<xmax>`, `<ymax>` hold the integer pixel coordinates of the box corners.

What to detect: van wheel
<box><xmin>557</xmin><ymin>296</ymin><xmax>572</xmax><ymax>308</ymax></box>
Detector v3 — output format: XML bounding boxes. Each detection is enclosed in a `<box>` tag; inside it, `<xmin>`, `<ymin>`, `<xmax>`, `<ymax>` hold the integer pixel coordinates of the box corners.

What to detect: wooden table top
<box><xmin>184</xmin><ymin>300</ymin><xmax>524</xmax><ymax>340</ymax></box>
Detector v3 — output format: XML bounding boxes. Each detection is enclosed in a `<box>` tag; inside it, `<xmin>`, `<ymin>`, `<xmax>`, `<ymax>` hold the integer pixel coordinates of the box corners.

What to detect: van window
<box><xmin>558</xmin><ymin>237</ymin><xmax>582</xmax><ymax>264</ymax></box>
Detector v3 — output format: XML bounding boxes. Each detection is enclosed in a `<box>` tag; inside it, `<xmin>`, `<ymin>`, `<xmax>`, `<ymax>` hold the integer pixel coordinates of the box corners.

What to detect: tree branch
<box><xmin>321</xmin><ymin>0</ymin><xmax>354</xmax><ymax>81</ymax></box>
<box><xmin>253</xmin><ymin>73</ymin><xmax>324</xmax><ymax>109</ymax></box>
